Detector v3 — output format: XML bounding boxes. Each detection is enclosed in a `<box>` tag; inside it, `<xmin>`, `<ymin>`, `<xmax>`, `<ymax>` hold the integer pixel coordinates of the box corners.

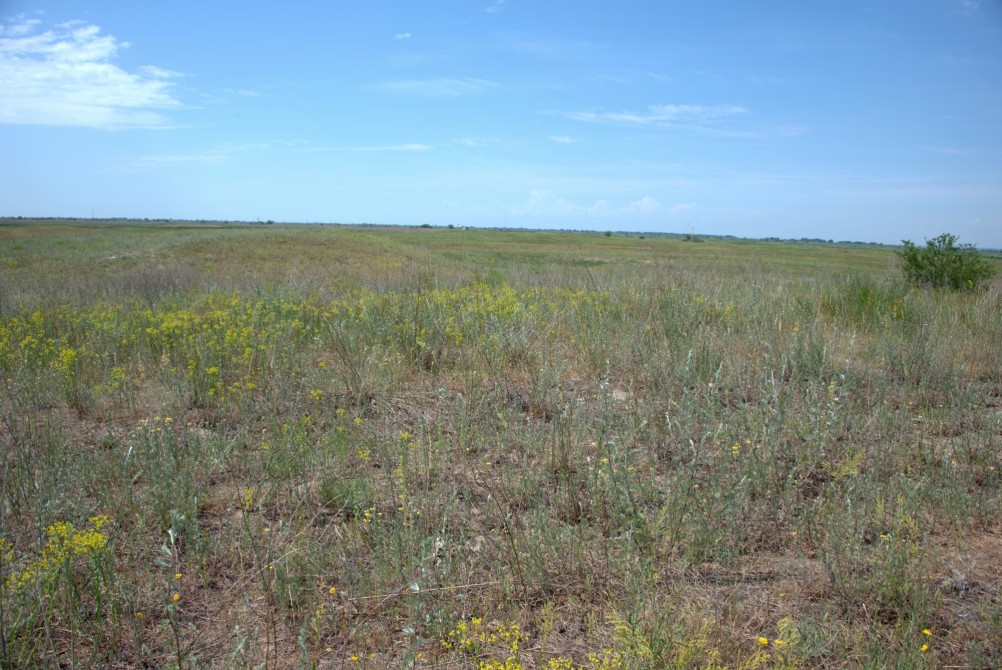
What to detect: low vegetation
<box><xmin>1</xmin><ymin>220</ymin><xmax>1000</xmax><ymax>668</ymax></box>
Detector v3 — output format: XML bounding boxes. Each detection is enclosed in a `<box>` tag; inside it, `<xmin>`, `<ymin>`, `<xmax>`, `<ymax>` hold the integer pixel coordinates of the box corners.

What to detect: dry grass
<box><xmin>0</xmin><ymin>220</ymin><xmax>1000</xmax><ymax>669</ymax></box>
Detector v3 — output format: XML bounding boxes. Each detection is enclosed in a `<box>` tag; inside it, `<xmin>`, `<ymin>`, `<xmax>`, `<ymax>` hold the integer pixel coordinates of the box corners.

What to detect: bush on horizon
<box><xmin>897</xmin><ymin>232</ymin><xmax>996</xmax><ymax>291</ymax></box>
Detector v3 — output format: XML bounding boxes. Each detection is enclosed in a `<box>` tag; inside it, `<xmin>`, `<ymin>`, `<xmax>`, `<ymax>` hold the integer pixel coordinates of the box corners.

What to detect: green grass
<box><xmin>1</xmin><ymin>219</ymin><xmax>1001</xmax><ymax>669</ymax></box>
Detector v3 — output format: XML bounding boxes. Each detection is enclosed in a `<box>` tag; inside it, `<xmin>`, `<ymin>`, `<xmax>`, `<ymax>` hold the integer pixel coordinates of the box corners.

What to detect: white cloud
<box><xmin>625</xmin><ymin>197</ymin><xmax>661</xmax><ymax>214</ymax></box>
<box><xmin>565</xmin><ymin>104</ymin><xmax>747</xmax><ymax>127</ymax></box>
<box><xmin>308</xmin><ymin>143</ymin><xmax>432</xmax><ymax>152</ymax></box>
<box><xmin>141</xmin><ymin>65</ymin><xmax>183</xmax><ymax>79</ymax></box>
<box><xmin>0</xmin><ymin>17</ymin><xmax>41</xmax><ymax>36</ymax></box>
<box><xmin>454</xmin><ymin>137</ymin><xmax>503</xmax><ymax>147</ymax></box>
<box><xmin>394</xmin><ymin>32</ymin><xmax>412</xmax><ymax>40</ymax></box>
<box><xmin>667</xmin><ymin>202</ymin><xmax>696</xmax><ymax>216</ymax></box>
<box><xmin>127</xmin><ymin>140</ymin><xmax>308</xmax><ymax>169</ymax></box>
<box><xmin>224</xmin><ymin>87</ymin><xmax>264</xmax><ymax>97</ymax></box>
<box><xmin>134</xmin><ymin>152</ymin><xmax>229</xmax><ymax>166</ymax></box>
<box><xmin>486</xmin><ymin>0</ymin><xmax>505</xmax><ymax>13</ymax></box>
<box><xmin>510</xmin><ymin>191</ymin><xmax>678</xmax><ymax>219</ymax></box>
<box><xmin>510</xmin><ymin>190</ymin><xmax>611</xmax><ymax>218</ymax></box>
<box><xmin>367</xmin><ymin>77</ymin><xmax>500</xmax><ymax>97</ymax></box>
<box><xmin>128</xmin><ymin>140</ymin><xmax>426</xmax><ymax>170</ymax></box>
<box><xmin>0</xmin><ymin>18</ymin><xmax>182</xmax><ymax>129</ymax></box>
<box><xmin>772</xmin><ymin>125</ymin><xmax>808</xmax><ymax>137</ymax></box>
<box><xmin>917</xmin><ymin>145</ymin><xmax>996</xmax><ymax>156</ymax></box>
<box><xmin>499</xmin><ymin>34</ymin><xmax>600</xmax><ymax>62</ymax></box>
<box><xmin>548</xmin><ymin>135</ymin><xmax>578</xmax><ymax>144</ymax></box>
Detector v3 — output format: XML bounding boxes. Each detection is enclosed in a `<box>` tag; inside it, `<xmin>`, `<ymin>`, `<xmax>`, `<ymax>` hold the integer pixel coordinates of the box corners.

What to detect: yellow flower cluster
<box><xmin>241</xmin><ymin>487</ymin><xmax>255</xmax><ymax>511</ymax></box>
<box><xmin>443</xmin><ymin>618</ymin><xmax>623</xmax><ymax>670</ymax></box>
<box><xmin>6</xmin><ymin>516</ymin><xmax>110</xmax><ymax>592</ymax></box>
<box><xmin>0</xmin><ymin>536</ymin><xmax>14</xmax><ymax>570</ymax></box>
<box><xmin>1</xmin><ymin>283</ymin><xmax>624</xmax><ymax>413</ymax></box>
<box><xmin>443</xmin><ymin>617</ymin><xmax>520</xmax><ymax>656</ymax></box>
<box><xmin>137</xmin><ymin>415</ymin><xmax>173</xmax><ymax>435</ymax></box>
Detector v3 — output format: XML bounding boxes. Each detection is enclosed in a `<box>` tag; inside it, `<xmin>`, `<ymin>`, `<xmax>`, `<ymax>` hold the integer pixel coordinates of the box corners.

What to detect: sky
<box><xmin>1</xmin><ymin>1</ymin><xmax>1001</xmax><ymax>247</ymax></box>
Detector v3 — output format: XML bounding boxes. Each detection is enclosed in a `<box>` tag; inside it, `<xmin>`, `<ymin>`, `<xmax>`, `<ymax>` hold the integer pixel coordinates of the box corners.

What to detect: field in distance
<box><xmin>1</xmin><ymin>219</ymin><xmax>1000</xmax><ymax>668</ymax></box>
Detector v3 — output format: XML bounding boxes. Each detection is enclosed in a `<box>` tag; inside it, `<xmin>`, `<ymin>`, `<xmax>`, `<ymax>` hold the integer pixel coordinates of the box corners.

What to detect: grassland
<box><xmin>1</xmin><ymin>219</ymin><xmax>1000</xmax><ymax>669</ymax></box>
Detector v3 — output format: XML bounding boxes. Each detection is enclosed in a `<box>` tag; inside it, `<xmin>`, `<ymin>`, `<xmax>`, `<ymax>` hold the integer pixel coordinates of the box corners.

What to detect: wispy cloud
<box><xmin>509</xmin><ymin>190</ymin><xmax>679</xmax><ymax>219</ymax></box>
<box><xmin>454</xmin><ymin>137</ymin><xmax>503</xmax><ymax>148</ymax></box>
<box><xmin>667</xmin><ymin>202</ymin><xmax>697</xmax><ymax>216</ymax></box>
<box><xmin>224</xmin><ymin>87</ymin><xmax>265</xmax><ymax>97</ymax></box>
<box><xmin>308</xmin><ymin>143</ymin><xmax>433</xmax><ymax>152</ymax></box>
<box><xmin>499</xmin><ymin>33</ymin><xmax>601</xmax><ymax>62</ymax></box>
<box><xmin>916</xmin><ymin>144</ymin><xmax>998</xmax><ymax>156</ymax></box>
<box><xmin>129</xmin><ymin>140</ymin><xmax>307</xmax><ymax>168</ymax></box>
<box><xmin>141</xmin><ymin>65</ymin><xmax>183</xmax><ymax>79</ymax></box>
<box><xmin>131</xmin><ymin>140</ymin><xmax>427</xmax><ymax>169</ymax></box>
<box><xmin>486</xmin><ymin>0</ymin><xmax>505</xmax><ymax>13</ymax></box>
<box><xmin>510</xmin><ymin>190</ymin><xmax>611</xmax><ymax>218</ymax></box>
<box><xmin>772</xmin><ymin>125</ymin><xmax>809</xmax><ymax>137</ymax></box>
<box><xmin>596</xmin><ymin>68</ymin><xmax>674</xmax><ymax>85</ymax></box>
<box><xmin>623</xmin><ymin>198</ymin><xmax>694</xmax><ymax>216</ymax></box>
<box><xmin>367</xmin><ymin>77</ymin><xmax>500</xmax><ymax>97</ymax></box>
<box><xmin>548</xmin><ymin>135</ymin><xmax>578</xmax><ymax>144</ymax></box>
<box><xmin>564</xmin><ymin>104</ymin><xmax>747</xmax><ymax>128</ymax></box>
<box><xmin>624</xmin><ymin>196</ymin><xmax>661</xmax><ymax>214</ymax></box>
<box><xmin>0</xmin><ymin>16</ymin><xmax>41</xmax><ymax>36</ymax></box>
<box><xmin>394</xmin><ymin>32</ymin><xmax>412</xmax><ymax>40</ymax></box>
<box><xmin>0</xmin><ymin>17</ymin><xmax>181</xmax><ymax>129</ymax></box>
<box><xmin>134</xmin><ymin>152</ymin><xmax>229</xmax><ymax>166</ymax></box>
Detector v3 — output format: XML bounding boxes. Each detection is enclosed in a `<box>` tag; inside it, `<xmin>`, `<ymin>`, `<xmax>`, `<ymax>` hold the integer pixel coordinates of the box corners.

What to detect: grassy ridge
<box><xmin>1</xmin><ymin>220</ymin><xmax>1000</xmax><ymax>669</ymax></box>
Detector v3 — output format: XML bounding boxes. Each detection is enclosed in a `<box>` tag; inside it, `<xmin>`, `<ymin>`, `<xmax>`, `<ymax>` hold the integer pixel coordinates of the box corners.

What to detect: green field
<box><xmin>1</xmin><ymin>220</ymin><xmax>1000</xmax><ymax>668</ymax></box>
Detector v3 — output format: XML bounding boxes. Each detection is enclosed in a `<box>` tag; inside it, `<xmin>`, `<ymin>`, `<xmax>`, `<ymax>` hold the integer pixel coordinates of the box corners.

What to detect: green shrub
<box><xmin>897</xmin><ymin>233</ymin><xmax>996</xmax><ymax>290</ymax></box>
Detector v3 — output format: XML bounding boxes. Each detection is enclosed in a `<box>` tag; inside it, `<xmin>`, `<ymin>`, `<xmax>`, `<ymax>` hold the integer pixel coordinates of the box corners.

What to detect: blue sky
<box><xmin>1</xmin><ymin>1</ymin><xmax>1000</xmax><ymax>246</ymax></box>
